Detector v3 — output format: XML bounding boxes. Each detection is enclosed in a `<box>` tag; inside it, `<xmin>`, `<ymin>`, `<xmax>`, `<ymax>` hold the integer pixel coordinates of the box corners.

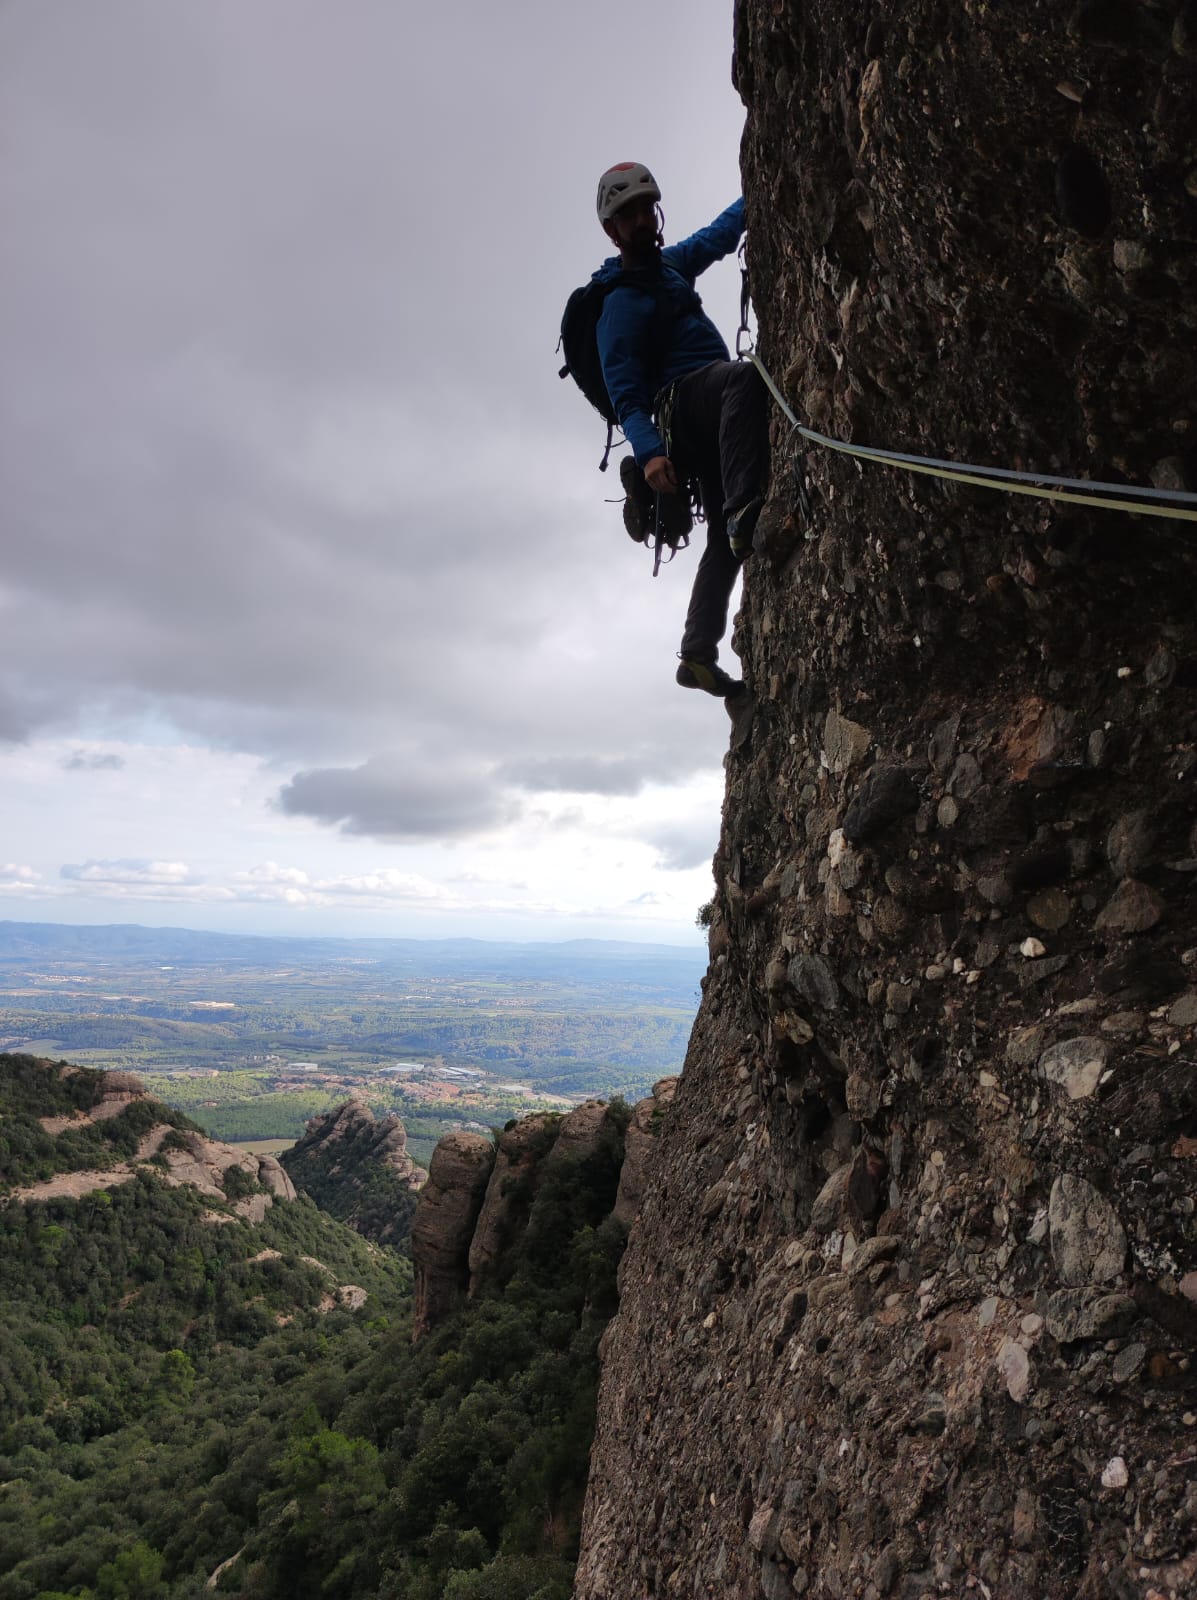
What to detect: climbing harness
<box><xmin>735</xmin><ymin>257</ymin><xmax>1197</xmax><ymax>525</ymax></box>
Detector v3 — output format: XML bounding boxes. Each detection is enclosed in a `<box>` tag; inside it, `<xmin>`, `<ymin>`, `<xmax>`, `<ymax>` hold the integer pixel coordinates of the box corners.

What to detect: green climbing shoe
<box><xmin>726</xmin><ymin>497</ymin><xmax>764</xmax><ymax>559</ymax></box>
<box><xmin>676</xmin><ymin>659</ymin><xmax>745</xmax><ymax>698</ymax></box>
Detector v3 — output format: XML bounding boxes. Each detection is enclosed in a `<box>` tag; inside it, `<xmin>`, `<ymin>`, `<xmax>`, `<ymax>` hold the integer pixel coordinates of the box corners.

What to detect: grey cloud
<box><xmin>497</xmin><ymin>754</ymin><xmax>661</xmax><ymax>796</ymax></box>
<box><xmin>63</xmin><ymin>751</ymin><xmax>126</xmax><ymax>771</ymax></box>
<box><xmin>0</xmin><ymin>684</ymin><xmax>33</xmax><ymax>744</ymax></box>
<box><xmin>0</xmin><ymin>0</ymin><xmax>746</xmax><ymax>832</ymax></box>
<box><xmin>277</xmin><ymin>758</ymin><xmax>521</xmax><ymax>840</ymax></box>
<box><xmin>640</xmin><ymin>818</ymin><xmax>720</xmax><ymax>872</ymax></box>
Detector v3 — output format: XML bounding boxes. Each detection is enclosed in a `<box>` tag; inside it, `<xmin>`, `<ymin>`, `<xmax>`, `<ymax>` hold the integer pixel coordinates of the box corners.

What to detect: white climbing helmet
<box><xmin>596</xmin><ymin>161</ymin><xmax>661</xmax><ymax>224</ymax></box>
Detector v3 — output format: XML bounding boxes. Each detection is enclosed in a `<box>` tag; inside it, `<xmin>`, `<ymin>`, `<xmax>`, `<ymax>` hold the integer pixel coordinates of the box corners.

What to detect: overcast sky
<box><xmin>0</xmin><ymin>0</ymin><xmax>751</xmax><ymax>944</ymax></box>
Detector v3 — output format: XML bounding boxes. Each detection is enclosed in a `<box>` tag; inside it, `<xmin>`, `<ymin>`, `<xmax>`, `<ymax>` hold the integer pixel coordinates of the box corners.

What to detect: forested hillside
<box><xmin>0</xmin><ymin>1055</ymin><xmax>631</xmax><ymax>1598</ymax></box>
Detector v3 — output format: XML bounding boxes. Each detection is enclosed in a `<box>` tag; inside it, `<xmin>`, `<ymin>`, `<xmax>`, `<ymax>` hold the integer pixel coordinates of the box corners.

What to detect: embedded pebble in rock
<box><xmin>872</xmin><ymin>896</ymin><xmax>909</xmax><ymax>940</ymax></box>
<box><xmin>1101</xmin><ymin>1011</ymin><xmax>1144</xmax><ymax>1039</ymax></box>
<box><xmin>840</xmin><ymin>765</ymin><xmax>919</xmax><ymax>845</ymax></box>
<box><xmin>823</xmin><ymin>709</ymin><xmax>872</xmax><ymax>773</ymax></box>
<box><xmin>810</xmin><ymin>1165</ymin><xmax>851</xmax><ymax>1233</ymax></box>
<box><xmin>1107</xmin><ymin>812</ymin><xmax>1153</xmax><ymax>877</ymax></box>
<box><xmin>913</xmin><ymin>1392</ymin><xmax>947</xmax><ymax>1435</ymax></box>
<box><xmin>1101</xmin><ymin>1456</ymin><xmax>1129</xmax><ymax>1489</ymax></box>
<box><xmin>1045</xmin><ymin>1289</ymin><xmax>1136</xmax><ymax>1342</ymax></box>
<box><xmin>1151</xmin><ymin>456</ymin><xmax>1189</xmax><ymax>492</ymax></box>
<box><xmin>948</xmin><ymin>751</ymin><xmax>982</xmax><ymax>799</ymax></box>
<box><xmin>1038</xmin><ymin>1035</ymin><xmax>1108</xmax><ymax>1100</ymax></box>
<box><xmin>997</xmin><ymin>1339</ymin><xmax>1033</xmax><ymax>1402</ymax></box>
<box><xmin>845</xmin><ymin>1070</ymin><xmax>881</xmax><ymax>1120</ymax></box>
<box><xmin>1181</xmin><ymin>1272</ymin><xmax>1197</xmax><ymax>1304</ymax></box>
<box><xmin>1020</xmin><ymin>938</ymin><xmax>1047</xmax><ymax>958</ymax></box>
<box><xmin>885</xmin><ymin>982</ymin><xmax>913</xmax><ymax>1015</ymax></box>
<box><xmin>847</xmin><ymin>1235</ymin><xmax>900</xmax><ymax>1276</ymax></box>
<box><xmin>1111</xmin><ymin>1342</ymin><xmax>1147</xmax><ymax>1382</ymax></box>
<box><xmin>1095</xmin><ymin>878</ymin><xmax>1165</xmax><ymax>933</ymax></box>
<box><xmin>1113</xmin><ymin>238</ymin><xmax>1149</xmax><ymax>273</ymax></box>
<box><xmin>1027</xmin><ymin>888</ymin><xmax>1072</xmax><ymax>931</ymax></box>
<box><xmin>1145</xmin><ymin>647</ymin><xmax>1176</xmax><ymax>687</ymax></box>
<box><xmin>1007</xmin><ymin>1025</ymin><xmax>1046</xmax><ymax>1066</ymax></box>
<box><xmin>787</xmin><ymin>953</ymin><xmax>839</xmax><ymax>1011</ymax></box>
<box><xmin>1168</xmin><ymin>992</ymin><xmax>1197</xmax><ymax>1028</ymax></box>
<box><xmin>1049</xmin><ymin>1175</ymin><xmax>1127</xmax><ymax>1286</ymax></box>
<box><xmin>977</xmin><ymin>873</ymin><xmax>1013</xmax><ymax>906</ymax></box>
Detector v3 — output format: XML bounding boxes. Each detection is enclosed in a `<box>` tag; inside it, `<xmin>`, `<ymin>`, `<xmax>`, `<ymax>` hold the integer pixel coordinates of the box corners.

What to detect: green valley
<box><xmin>0</xmin><ymin>922</ymin><xmax>704</xmax><ymax>1162</ymax></box>
<box><xmin>0</xmin><ymin>1051</ymin><xmax>636</xmax><ymax>1599</ymax></box>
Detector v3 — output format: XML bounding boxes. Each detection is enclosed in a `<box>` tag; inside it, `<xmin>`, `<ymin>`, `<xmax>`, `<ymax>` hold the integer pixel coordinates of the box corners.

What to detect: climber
<box><xmin>594</xmin><ymin>162</ymin><xmax>771</xmax><ymax>698</ymax></box>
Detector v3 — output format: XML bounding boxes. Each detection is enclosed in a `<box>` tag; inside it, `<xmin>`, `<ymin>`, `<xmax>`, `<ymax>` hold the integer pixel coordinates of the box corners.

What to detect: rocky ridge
<box><xmin>281</xmin><ymin>1094</ymin><xmax>425</xmax><ymax>1246</ymax></box>
<box><xmin>11</xmin><ymin>1058</ymin><xmax>296</xmax><ymax>1219</ymax></box>
<box><xmin>412</xmin><ymin>1092</ymin><xmax>668</xmax><ymax>1340</ymax></box>
<box><xmin>576</xmin><ymin>5</ymin><xmax>1197</xmax><ymax>1598</ymax></box>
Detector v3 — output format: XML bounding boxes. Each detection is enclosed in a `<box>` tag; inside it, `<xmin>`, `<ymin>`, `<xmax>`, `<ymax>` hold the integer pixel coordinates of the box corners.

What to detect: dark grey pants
<box><xmin>668</xmin><ymin>360</ymin><xmax>770</xmax><ymax>664</ymax></box>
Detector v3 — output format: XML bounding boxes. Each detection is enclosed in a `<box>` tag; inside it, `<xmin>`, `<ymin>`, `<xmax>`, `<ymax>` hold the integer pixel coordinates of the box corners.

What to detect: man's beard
<box><xmin>625</xmin><ymin>232</ymin><xmax>662</xmax><ymax>266</ymax></box>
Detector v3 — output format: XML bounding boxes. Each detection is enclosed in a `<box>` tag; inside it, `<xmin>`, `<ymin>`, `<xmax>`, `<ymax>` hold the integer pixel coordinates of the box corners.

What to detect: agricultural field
<box><xmin>0</xmin><ymin>921</ymin><xmax>705</xmax><ymax>1162</ymax></box>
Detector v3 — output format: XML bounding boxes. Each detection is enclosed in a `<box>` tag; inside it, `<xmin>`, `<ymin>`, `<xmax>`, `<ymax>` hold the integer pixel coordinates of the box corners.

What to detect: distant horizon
<box><xmin>0</xmin><ymin>912</ymin><xmax>707</xmax><ymax>954</ymax></box>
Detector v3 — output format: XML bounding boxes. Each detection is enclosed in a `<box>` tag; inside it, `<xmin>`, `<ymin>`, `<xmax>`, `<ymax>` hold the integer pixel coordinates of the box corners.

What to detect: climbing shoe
<box><xmin>621</xmin><ymin>455</ymin><xmax>654</xmax><ymax>543</ymax></box>
<box><xmin>726</xmin><ymin>497</ymin><xmax>764</xmax><ymax>559</ymax></box>
<box><xmin>621</xmin><ymin>456</ymin><xmax>693</xmax><ymax>548</ymax></box>
<box><xmin>676</xmin><ymin>659</ymin><xmax>746</xmax><ymax>698</ymax></box>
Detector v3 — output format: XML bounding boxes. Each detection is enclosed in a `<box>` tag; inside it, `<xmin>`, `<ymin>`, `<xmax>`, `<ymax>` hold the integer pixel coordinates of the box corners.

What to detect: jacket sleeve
<box><xmin>662</xmin><ymin>198</ymin><xmax>745</xmax><ymax>283</ymax></box>
<box><xmin>597</xmin><ymin>287</ymin><xmax>666</xmax><ymax>465</ymax></box>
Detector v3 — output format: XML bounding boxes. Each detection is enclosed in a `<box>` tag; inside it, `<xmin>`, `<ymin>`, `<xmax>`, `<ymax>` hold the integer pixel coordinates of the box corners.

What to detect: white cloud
<box><xmin>231</xmin><ymin>862</ymin><xmax>453</xmax><ymax>908</ymax></box>
<box><xmin>0</xmin><ymin>863</ymin><xmax>43</xmax><ymax>890</ymax></box>
<box><xmin>60</xmin><ymin>859</ymin><xmax>199</xmax><ymax>886</ymax></box>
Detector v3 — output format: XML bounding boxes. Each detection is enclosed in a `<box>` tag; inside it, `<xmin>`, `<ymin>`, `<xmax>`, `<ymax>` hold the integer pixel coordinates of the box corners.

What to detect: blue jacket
<box><xmin>595</xmin><ymin>198</ymin><xmax>745</xmax><ymax>465</ymax></box>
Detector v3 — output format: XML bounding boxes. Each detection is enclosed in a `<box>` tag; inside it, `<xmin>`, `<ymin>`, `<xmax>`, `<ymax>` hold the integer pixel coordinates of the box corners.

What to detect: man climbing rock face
<box><xmin>594</xmin><ymin>162</ymin><xmax>770</xmax><ymax>698</ymax></box>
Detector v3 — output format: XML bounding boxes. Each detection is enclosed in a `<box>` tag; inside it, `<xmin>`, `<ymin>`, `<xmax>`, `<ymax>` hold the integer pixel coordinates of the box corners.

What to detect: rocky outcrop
<box><xmin>576</xmin><ymin>6</ymin><xmax>1197</xmax><ymax>1598</ymax></box>
<box><xmin>38</xmin><ymin>1068</ymin><xmax>151</xmax><ymax>1134</ymax></box>
<box><xmin>466</xmin><ymin>1102</ymin><xmax>618</xmax><ymax>1293</ymax></box>
<box><xmin>288</xmin><ymin>1095</ymin><xmax>426</xmax><ymax>1189</ymax></box>
<box><xmin>12</xmin><ymin>1060</ymin><xmax>298</xmax><ymax>1214</ymax></box>
<box><xmin>410</xmin><ymin>1131</ymin><xmax>495</xmax><ymax>1339</ymax></box>
<box><xmin>545</xmin><ymin>1098</ymin><xmax>611</xmax><ymax>1166</ymax></box>
<box><xmin>159</xmin><ymin>1129</ymin><xmax>297</xmax><ymax>1208</ymax></box>
<box><xmin>281</xmin><ymin>1096</ymin><xmax>425</xmax><ymax>1246</ymax></box>
<box><xmin>256</xmin><ymin>1154</ymin><xmax>296</xmax><ymax>1199</ymax></box>
<box><xmin>467</xmin><ymin>1113</ymin><xmax>560</xmax><ymax>1292</ymax></box>
<box><xmin>612</xmin><ymin>1078</ymin><xmax>677</xmax><ymax>1227</ymax></box>
<box><xmin>415</xmin><ymin>1100</ymin><xmax>639</xmax><ymax>1337</ymax></box>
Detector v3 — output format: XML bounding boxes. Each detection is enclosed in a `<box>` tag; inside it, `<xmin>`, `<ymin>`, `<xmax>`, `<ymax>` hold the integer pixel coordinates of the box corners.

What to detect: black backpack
<box><xmin>558</xmin><ymin>269</ymin><xmax>700</xmax><ymax>470</ymax></box>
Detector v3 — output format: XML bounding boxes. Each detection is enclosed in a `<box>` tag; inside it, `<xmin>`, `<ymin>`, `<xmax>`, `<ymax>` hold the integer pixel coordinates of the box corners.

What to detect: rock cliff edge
<box><xmin>576</xmin><ymin>6</ymin><xmax>1197</xmax><ymax>1597</ymax></box>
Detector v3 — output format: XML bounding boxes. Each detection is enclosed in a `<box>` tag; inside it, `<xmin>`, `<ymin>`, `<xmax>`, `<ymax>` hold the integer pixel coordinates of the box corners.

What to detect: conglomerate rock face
<box><xmin>468</xmin><ymin>1113</ymin><xmax>561</xmax><ymax>1292</ymax></box>
<box><xmin>613</xmin><ymin>1078</ymin><xmax>678</xmax><ymax>1228</ymax></box>
<box><xmin>410</xmin><ymin>1131</ymin><xmax>495</xmax><ymax>1339</ymax></box>
<box><xmin>577</xmin><ymin>5</ymin><xmax>1197</xmax><ymax>1598</ymax></box>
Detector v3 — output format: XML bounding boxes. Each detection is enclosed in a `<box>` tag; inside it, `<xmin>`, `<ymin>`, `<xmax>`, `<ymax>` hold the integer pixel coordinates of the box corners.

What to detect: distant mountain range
<box><xmin>0</xmin><ymin>919</ymin><xmax>706</xmax><ymax>978</ymax></box>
